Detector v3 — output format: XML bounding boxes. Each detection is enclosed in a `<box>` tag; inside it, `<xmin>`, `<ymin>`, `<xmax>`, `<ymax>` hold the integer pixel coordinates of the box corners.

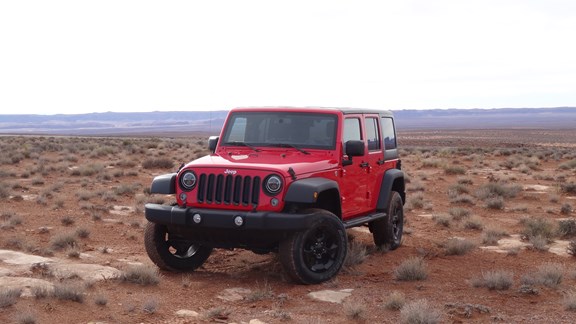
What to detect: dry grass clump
<box><xmin>560</xmin><ymin>183</ymin><xmax>576</xmax><ymax>194</ymax></box>
<box><xmin>481</xmin><ymin>228</ymin><xmax>508</xmax><ymax>245</ymax></box>
<box><xmin>444</xmin><ymin>165</ymin><xmax>466</xmax><ymax>175</ymax></box>
<box><xmin>559</xmin><ymin>159</ymin><xmax>576</xmax><ymax>170</ymax></box>
<box><xmin>53</xmin><ymin>283</ymin><xmax>84</xmax><ymax>303</ymax></box>
<box><xmin>520</xmin><ymin>217</ymin><xmax>555</xmax><ymax>242</ymax></box>
<box><xmin>564</xmin><ymin>292</ymin><xmax>576</xmax><ymax>311</ymax></box>
<box><xmin>142</xmin><ymin>158</ymin><xmax>174</xmax><ymax>169</ymax></box>
<box><xmin>568</xmin><ymin>240</ymin><xmax>576</xmax><ymax>257</ymax></box>
<box><xmin>384</xmin><ymin>291</ymin><xmax>406</xmax><ymax>310</ymax></box>
<box><xmin>463</xmin><ymin>216</ymin><xmax>484</xmax><ymax>230</ymax></box>
<box><xmin>245</xmin><ymin>282</ymin><xmax>273</xmax><ymax>302</ymax></box>
<box><xmin>142</xmin><ymin>298</ymin><xmax>159</xmax><ymax>314</ymax></box>
<box><xmin>0</xmin><ymin>288</ymin><xmax>22</xmax><ymax>308</ymax></box>
<box><xmin>400</xmin><ymin>299</ymin><xmax>442</xmax><ymax>324</ymax></box>
<box><xmin>343</xmin><ymin>240</ymin><xmax>368</xmax><ymax>271</ymax></box>
<box><xmin>406</xmin><ymin>192</ymin><xmax>425</xmax><ymax>210</ymax></box>
<box><xmin>50</xmin><ymin>232</ymin><xmax>78</xmax><ymax>250</ymax></box>
<box><xmin>394</xmin><ymin>257</ymin><xmax>428</xmax><ymax>281</ymax></box>
<box><xmin>448</xmin><ymin>207</ymin><xmax>471</xmax><ymax>220</ymax></box>
<box><xmin>432</xmin><ymin>214</ymin><xmax>452</xmax><ymax>227</ymax></box>
<box><xmin>472</xmin><ymin>270</ymin><xmax>514</xmax><ymax>290</ymax></box>
<box><xmin>14</xmin><ymin>311</ymin><xmax>37</xmax><ymax>324</ymax></box>
<box><xmin>444</xmin><ymin>238</ymin><xmax>476</xmax><ymax>256</ymax></box>
<box><xmin>557</xmin><ymin>219</ymin><xmax>576</xmax><ymax>238</ymax></box>
<box><xmin>344</xmin><ymin>302</ymin><xmax>366</xmax><ymax>320</ymax></box>
<box><xmin>120</xmin><ymin>265</ymin><xmax>160</xmax><ymax>285</ymax></box>
<box><xmin>530</xmin><ymin>263</ymin><xmax>564</xmax><ymax>288</ymax></box>
<box><xmin>475</xmin><ymin>182</ymin><xmax>521</xmax><ymax>200</ymax></box>
<box><xmin>560</xmin><ymin>203</ymin><xmax>573</xmax><ymax>215</ymax></box>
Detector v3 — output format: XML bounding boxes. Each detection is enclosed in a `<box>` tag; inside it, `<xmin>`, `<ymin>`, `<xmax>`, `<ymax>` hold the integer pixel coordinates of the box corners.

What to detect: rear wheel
<box><xmin>144</xmin><ymin>222</ymin><xmax>212</xmax><ymax>271</ymax></box>
<box><xmin>279</xmin><ymin>209</ymin><xmax>347</xmax><ymax>284</ymax></box>
<box><xmin>371</xmin><ymin>191</ymin><xmax>404</xmax><ymax>250</ymax></box>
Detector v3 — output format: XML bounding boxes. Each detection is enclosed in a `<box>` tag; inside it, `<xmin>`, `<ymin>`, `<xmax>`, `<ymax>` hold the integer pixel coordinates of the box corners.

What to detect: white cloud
<box><xmin>0</xmin><ymin>0</ymin><xmax>575</xmax><ymax>114</ymax></box>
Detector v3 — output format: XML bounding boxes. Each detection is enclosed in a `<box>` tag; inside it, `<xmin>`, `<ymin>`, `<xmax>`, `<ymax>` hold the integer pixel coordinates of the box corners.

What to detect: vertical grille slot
<box><xmin>215</xmin><ymin>174</ymin><xmax>224</xmax><ymax>203</ymax></box>
<box><xmin>196</xmin><ymin>173</ymin><xmax>261</xmax><ymax>206</ymax></box>
<box><xmin>251</xmin><ymin>177</ymin><xmax>261</xmax><ymax>205</ymax></box>
<box><xmin>197</xmin><ymin>174</ymin><xmax>207</xmax><ymax>203</ymax></box>
<box><xmin>224</xmin><ymin>175</ymin><xmax>233</xmax><ymax>203</ymax></box>
<box><xmin>206</xmin><ymin>174</ymin><xmax>215</xmax><ymax>203</ymax></box>
<box><xmin>242</xmin><ymin>176</ymin><xmax>252</xmax><ymax>205</ymax></box>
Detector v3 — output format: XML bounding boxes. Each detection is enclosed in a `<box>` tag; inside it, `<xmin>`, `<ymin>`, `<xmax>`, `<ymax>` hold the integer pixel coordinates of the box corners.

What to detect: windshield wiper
<box><xmin>223</xmin><ymin>141</ymin><xmax>260</xmax><ymax>152</ymax></box>
<box><xmin>265</xmin><ymin>143</ymin><xmax>310</xmax><ymax>155</ymax></box>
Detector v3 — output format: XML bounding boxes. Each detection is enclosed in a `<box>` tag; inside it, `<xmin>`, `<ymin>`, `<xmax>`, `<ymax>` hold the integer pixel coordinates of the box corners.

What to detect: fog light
<box><xmin>270</xmin><ymin>198</ymin><xmax>279</xmax><ymax>207</ymax></box>
<box><xmin>179</xmin><ymin>193</ymin><xmax>187</xmax><ymax>201</ymax></box>
<box><xmin>234</xmin><ymin>216</ymin><xmax>244</xmax><ymax>227</ymax></box>
<box><xmin>192</xmin><ymin>213</ymin><xmax>202</xmax><ymax>224</ymax></box>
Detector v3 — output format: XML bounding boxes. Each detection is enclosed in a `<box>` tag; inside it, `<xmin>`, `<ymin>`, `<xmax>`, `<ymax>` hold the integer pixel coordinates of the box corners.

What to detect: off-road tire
<box><xmin>279</xmin><ymin>209</ymin><xmax>347</xmax><ymax>284</ymax></box>
<box><xmin>144</xmin><ymin>222</ymin><xmax>212</xmax><ymax>271</ymax></box>
<box><xmin>371</xmin><ymin>191</ymin><xmax>404</xmax><ymax>250</ymax></box>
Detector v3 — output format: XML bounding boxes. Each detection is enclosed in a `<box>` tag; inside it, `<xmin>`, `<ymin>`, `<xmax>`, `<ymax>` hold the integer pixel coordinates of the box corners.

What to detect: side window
<box><xmin>343</xmin><ymin>118</ymin><xmax>362</xmax><ymax>142</ymax></box>
<box><xmin>381</xmin><ymin>117</ymin><xmax>397</xmax><ymax>150</ymax></box>
<box><xmin>365</xmin><ymin>117</ymin><xmax>381</xmax><ymax>151</ymax></box>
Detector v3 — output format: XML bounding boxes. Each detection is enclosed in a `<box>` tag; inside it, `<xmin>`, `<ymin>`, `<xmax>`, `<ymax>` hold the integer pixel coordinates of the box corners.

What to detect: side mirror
<box><xmin>343</xmin><ymin>140</ymin><xmax>364</xmax><ymax>166</ymax></box>
<box><xmin>208</xmin><ymin>136</ymin><xmax>219</xmax><ymax>153</ymax></box>
<box><xmin>345</xmin><ymin>140</ymin><xmax>364</xmax><ymax>157</ymax></box>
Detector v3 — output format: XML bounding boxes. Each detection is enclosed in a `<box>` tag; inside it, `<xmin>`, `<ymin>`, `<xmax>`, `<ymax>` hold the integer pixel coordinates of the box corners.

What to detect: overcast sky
<box><xmin>1</xmin><ymin>0</ymin><xmax>575</xmax><ymax>115</ymax></box>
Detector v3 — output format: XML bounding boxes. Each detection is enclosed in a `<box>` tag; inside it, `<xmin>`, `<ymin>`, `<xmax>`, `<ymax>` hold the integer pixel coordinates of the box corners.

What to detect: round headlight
<box><xmin>264</xmin><ymin>175</ymin><xmax>282</xmax><ymax>195</ymax></box>
<box><xmin>179</xmin><ymin>171</ymin><xmax>197</xmax><ymax>191</ymax></box>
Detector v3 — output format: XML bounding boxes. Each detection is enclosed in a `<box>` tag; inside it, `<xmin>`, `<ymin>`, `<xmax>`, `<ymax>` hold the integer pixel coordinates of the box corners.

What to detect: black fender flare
<box><xmin>376</xmin><ymin>169</ymin><xmax>405</xmax><ymax>210</ymax></box>
<box><xmin>284</xmin><ymin>177</ymin><xmax>339</xmax><ymax>204</ymax></box>
<box><xmin>150</xmin><ymin>173</ymin><xmax>177</xmax><ymax>194</ymax></box>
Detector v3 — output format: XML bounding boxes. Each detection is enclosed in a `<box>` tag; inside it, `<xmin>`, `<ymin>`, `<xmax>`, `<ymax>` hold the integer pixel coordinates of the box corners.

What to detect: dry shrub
<box><xmin>448</xmin><ymin>207</ymin><xmax>470</xmax><ymax>220</ymax></box>
<box><xmin>53</xmin><ymin>283</ymin><xmax>84</xmax><ymax>303</ymax></box>
<box><xmin>50</xmin><ymin>232</ymin><xmax>77</xmax><ymax>250</ymax></box>
<box><xmin>343</xmin><ymin>240</ymin><xmax>368</xmax><ymax>273</ymax></box>
<box><xmin>475</xmin><ymin>182</ymin><xmax>521</xmax><ymax>200</ymax></box>
<box><xmin>120</xmin><ymin>265</ymin><xmax>160</xmax><ymax>285</ymax></box>
<box><xmin>521</xmin><ymin>217</ymin><xmax>555</xmax><ymax>242</ymax></box>
<box><xmin>384</xmin><ymin>291</ymin><xmax>406</xmax><ymax>310</ymax></box>
<box><xmin>472</xmin><ymin>270</ymin><xmax>513</xmax><ymax>290</ymax></box>
<box><xmin>564</xmin><ymin>292</ymin><xmax>576</xmax><ymax>311</ymax></box>
<box><xmin>444</xmin><ymin>165</ymin><xmax>466</xmax><ymax>175</ymax></box>
<box><xmin>534</xmin><ymin>263</ymin><xmax>564</xmax><ymax>288</ymax></box>
<box><xmin>344</xmin><ymin>302</ymin><xmax>366</xmax><ymax>320</ymax></box>
<box><xmin>142</xmin><ymin>158</ymin><xmax>174</xmax><ymax>169</ymax></box>
<box><xmin>482</xmin><ymin>228</ymin><xmax>508</xmax><ymax>245</ymax></box>
<box><xmin>444</xmin><ymin>238</ymin><xmax>475</xmax><ymax>256</ymax></box>
<box><xmin>0</xmin><ymin>288</ymin><xmax>21</xmax><ymax>308</ymax></box>
<box><xmin>557</xmin><ymin>219</ymin><xmax>576</xmax><ymax>238</ymax></box>
<box><xmin>394</xmin><ymin>257</ymin><xmax>428</xmax><ymax>281</ymax></box>
<box><xmin>400</xmin><ymin>299</ymin><xmax>442</xmax><ymax>324</ymax></box>
<box><xmin>560</xmin><ymin>183</ymin><xmax>576</xmax><ymax>194</ymax></box>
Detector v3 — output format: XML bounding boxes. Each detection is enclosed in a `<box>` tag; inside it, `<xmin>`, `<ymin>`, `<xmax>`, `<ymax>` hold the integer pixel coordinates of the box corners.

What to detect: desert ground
<box><xmin>1</xmin><ymin>129</ymin><xmax>576</xmax><ymax>323</ymax></box>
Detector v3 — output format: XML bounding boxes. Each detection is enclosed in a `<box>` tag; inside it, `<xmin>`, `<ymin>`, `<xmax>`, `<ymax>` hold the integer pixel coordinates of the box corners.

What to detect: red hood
<box><xmin>184</xmin><ymin>148</ymin><xmax>339</xmax><ymax>178</ymax></box>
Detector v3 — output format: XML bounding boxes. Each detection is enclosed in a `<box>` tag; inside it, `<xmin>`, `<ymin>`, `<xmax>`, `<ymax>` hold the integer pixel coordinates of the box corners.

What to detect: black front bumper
<box><xmin>145</xmin><ymin>203</ymin><xmax>318</xmax><ymax>231</ymax></box>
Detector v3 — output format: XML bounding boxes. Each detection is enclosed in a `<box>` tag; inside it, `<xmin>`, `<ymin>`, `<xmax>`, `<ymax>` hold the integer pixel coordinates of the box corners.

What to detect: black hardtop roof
<box><xmin>231</xmin><ymin>106</ymin><xmax>395</xmax><ymax>117</ymax></box>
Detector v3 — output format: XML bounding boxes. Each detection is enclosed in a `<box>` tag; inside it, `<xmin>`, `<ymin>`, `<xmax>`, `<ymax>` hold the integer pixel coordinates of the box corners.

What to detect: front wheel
<box><xmin>279</xmin><ymin>209</ymin><xmax>347</xmax><ymax>284</ymax></box>
<box><xmin>144</xmin><ymin>222</ymin><xmax>212</xmax><ymax>271</ymax></box>
<box><xmin>371</xmin><ymin>191</ymin><xmax>404</xmax><ymax>250</ymax></box>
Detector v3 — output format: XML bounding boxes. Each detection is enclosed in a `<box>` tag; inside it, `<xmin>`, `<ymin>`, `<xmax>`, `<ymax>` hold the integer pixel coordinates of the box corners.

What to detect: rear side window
<box><xmin>365</xmin><ymin>117</ymin><xmax>381</xmax><ymax>151</ymax></box>
<box><xmin>381</xmin><ymin>117</ymin><xmax>396</xmax><ymax>150</ymax></box>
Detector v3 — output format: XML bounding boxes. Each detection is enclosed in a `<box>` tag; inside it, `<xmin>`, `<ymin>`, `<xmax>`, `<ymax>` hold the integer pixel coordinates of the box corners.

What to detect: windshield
<box><xmin>221</xmin><ymin>111</ymin><xmax>338</xmax><ymax>150</ymax></box>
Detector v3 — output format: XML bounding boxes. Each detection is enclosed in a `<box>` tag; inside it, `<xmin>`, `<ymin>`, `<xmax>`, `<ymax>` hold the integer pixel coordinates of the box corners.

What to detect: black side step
<box><xmin>343</xmin><ymin>212</ymin><xmax>387</xmax><ymax>229</ymax></box>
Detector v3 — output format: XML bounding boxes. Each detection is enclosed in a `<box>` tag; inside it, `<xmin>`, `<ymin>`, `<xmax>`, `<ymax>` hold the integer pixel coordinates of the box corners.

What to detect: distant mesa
<box><xmin>0</xmin><ymin>107</ymin><xmax>574</xmax><ymax>135</ymax></box>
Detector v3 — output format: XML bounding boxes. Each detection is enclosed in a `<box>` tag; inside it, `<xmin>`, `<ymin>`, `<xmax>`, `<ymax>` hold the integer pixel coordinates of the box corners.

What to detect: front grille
<box><xmin>197</xmin><ymin>173</ymin><xmax>261</xmax><ymax>206</ymax></box>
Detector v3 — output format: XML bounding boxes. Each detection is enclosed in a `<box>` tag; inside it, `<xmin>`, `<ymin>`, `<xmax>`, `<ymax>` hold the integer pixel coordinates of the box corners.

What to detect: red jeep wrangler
<box><xmin>144</xmin><ymin>107</ymin><xmax>405</xmax><ymax>284</ymax></box>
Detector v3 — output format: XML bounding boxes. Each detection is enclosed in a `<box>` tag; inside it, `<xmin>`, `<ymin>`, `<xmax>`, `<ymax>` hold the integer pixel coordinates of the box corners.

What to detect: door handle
<box><xmin>360</xmin><ymin>162</ymin><xmax>369</xmax><ymax>168</ymax></box>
